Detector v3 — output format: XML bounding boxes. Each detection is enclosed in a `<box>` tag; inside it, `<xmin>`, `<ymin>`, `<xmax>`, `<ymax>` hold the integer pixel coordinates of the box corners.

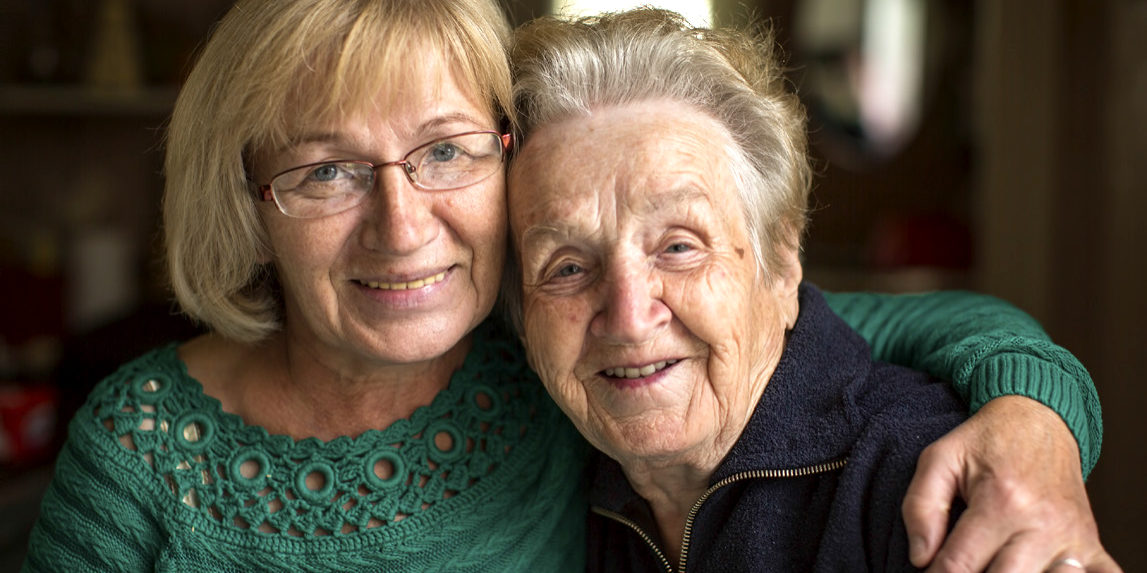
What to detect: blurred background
<box><xmin>0</xmin><ymin>0</ymin><xmax>1143</xmax><ymax>568</ymax></box>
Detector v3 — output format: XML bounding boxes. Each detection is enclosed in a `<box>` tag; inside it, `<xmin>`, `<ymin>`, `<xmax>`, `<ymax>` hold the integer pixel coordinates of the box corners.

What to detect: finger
<box><xmin>902</xmin><ymin>443</ymin><xmax>962</xmax><ymax>567</ymax></box>
<box><xmin>1044</xmin><ymin>547</ymin><xmax>1123</xmax><ymax>573</ymax></box>
<box><xmin>982</xmin><ymin>534</ymin><xmax>1064</xmax><ymax>573</ymax></box>
<box><xmin>1086</xmin><ymin>551</ymin><xmax>1125</xmax><ymax>573</ymax></box>
<box><xmin>1045</xmin><ymin>556</ymin><xmax>1087</xmax><ymax>573</ymax></box>
<box><xmin>923</xmin><ymin>505</ymin><xmax>1010</xmax><ymax>573</ymax></box>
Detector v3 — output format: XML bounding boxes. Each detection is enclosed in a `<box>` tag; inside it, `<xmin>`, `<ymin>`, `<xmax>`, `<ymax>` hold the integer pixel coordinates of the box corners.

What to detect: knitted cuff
<box><xmin>968</xmin><ymin>353</ymin><xmax>1102</xmax><ymax>478</ymax></box>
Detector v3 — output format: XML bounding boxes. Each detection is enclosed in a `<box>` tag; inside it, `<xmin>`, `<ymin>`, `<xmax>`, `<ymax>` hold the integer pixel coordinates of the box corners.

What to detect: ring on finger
<box><xmin>1051</xmin><ymin>557</ymin><xmax>1085</xmax><ymax>569</ymax></box>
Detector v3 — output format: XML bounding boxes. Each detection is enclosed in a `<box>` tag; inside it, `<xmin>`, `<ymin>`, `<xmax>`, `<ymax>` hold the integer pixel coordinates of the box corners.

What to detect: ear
<box><xmin>771</xmin><ymin>238</ymin><xmax>803</xmax><ymax>331</ymax></box>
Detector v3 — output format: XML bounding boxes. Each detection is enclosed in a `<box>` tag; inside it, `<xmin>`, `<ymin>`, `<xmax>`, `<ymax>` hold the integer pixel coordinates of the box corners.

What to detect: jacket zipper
<box><xmin>590</xmin><ymin>506</ymin><xmax>675</xmax><ymax>573</ymax></box>
<box><xmin>592</xmin><ymin>457</ymin><xmax>848</xmax><ymax>573</ymax></box>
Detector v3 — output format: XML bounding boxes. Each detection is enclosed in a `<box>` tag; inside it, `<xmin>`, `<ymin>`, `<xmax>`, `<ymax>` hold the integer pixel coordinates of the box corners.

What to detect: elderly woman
<box><xmin>508</xmin><ymin>9</ymin><xmax>1119</xmax><ymax>572</ymax></box>
<box><xmin>22</xmin><ymin>0</ymin><xmax>1105</xmax><ymax>571</ymax></box>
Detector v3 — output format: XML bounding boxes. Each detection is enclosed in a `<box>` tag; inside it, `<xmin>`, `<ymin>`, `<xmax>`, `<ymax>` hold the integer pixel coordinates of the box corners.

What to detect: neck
<box><xmin>186</xmin><ymin>331</ymin><xmax>471</xmax><ymax>441</ymax></box>
<box><xmin>621</xmin><ymin>460</ymin><xmax>714</xmax><ymax>566</ymax></box>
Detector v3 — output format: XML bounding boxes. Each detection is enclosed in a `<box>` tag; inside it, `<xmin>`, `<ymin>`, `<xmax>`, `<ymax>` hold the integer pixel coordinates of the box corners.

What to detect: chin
<box><xmin>602</xmin><ymin>416</ymin><xmax>697</xmax><ymax>461</ymax></box>
<box><xmin>357</xmin><ymin>320</ymin><xmax>474</xmax><ymax>364</ymax></box>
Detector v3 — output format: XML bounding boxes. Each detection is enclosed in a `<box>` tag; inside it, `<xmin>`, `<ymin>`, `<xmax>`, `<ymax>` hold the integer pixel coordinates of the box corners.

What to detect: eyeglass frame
<box><xmin>255</xmin><ymin>130</ymin><xmax>513</xmax><ymax>217</ymax></box>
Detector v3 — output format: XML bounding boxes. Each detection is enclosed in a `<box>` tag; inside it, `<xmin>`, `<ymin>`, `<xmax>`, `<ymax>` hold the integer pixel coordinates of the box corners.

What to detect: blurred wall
<box><xmin>977</xmin><ymin>0</ymin><xmax>1147</xmax><ymax>569</ymax></box>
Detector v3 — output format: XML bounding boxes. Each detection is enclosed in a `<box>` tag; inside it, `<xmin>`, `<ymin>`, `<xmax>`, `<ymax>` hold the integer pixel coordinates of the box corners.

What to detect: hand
<box><xmin>901</xmin><ymin>396</ymin><xmax>1121</xmax><ymax>572</ymax></box>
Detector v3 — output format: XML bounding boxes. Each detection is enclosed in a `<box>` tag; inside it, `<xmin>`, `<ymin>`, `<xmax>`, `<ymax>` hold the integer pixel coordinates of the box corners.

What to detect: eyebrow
<box><xmin>634</xmin><ymin>186</ymin><xmax>710</xmax><ymax>213</ymax></box>
<box><xmin>277</xmin><ymin>112</ymin><xmax>494</xmax><ymax>152</ymax></box>
<box><xmin>520</xmin><ymin>224</ymin><xmax>565</xmax><ymax>247</ymax></box>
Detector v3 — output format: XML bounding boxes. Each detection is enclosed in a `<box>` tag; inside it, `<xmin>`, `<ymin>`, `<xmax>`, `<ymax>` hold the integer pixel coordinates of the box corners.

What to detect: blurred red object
<box><xmin>0</xmin><ymin>384</ymin><xmax>58</xmax><ymax>466</ymax></box>
<box><xmin>868</xmin><ymin>211</ymin><xmax>973</xmax><ymax>269</ymax></box>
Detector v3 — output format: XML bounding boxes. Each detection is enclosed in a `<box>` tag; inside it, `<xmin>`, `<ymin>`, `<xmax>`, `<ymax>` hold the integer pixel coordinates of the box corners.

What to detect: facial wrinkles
<box><xmin>515</xmin><ymin>102</ymin><xmax>789</xmax><ymax>465</ymax></box>
<box><xmin>613</xmin><ymin>121</ymin><xmax>778</xmax><ymax>457</ymax></box>
<box><xmin>666</xmin><ymin>171</ymin><xmax>778</xmax><ymax>447</ymax></box>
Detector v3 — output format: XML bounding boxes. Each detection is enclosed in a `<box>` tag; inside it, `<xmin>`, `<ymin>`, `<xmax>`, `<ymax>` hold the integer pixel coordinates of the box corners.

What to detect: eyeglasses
<box><xmin>258</xmin><ymin>131</ymin><xmax>512</xmax><ymax>218</ymax></box>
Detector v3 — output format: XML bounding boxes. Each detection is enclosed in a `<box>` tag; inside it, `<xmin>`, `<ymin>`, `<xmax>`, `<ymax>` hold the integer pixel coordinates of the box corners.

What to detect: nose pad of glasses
<box><xmin>401</xmin><ymin>162</ymin><xmax>419</xmax><ymax>185</ymax></box>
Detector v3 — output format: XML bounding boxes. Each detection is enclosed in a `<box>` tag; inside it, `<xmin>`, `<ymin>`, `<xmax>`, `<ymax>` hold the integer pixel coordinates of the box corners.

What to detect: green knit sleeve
<box><xmin>823</xmin><ymin>289</ymin><xmax>1101</xmax><ymax>477</ymax></box>
<box><xmin>22</xmin><ymin>425</ymin><xmax>163</xmax><ymax>571</ymax></box>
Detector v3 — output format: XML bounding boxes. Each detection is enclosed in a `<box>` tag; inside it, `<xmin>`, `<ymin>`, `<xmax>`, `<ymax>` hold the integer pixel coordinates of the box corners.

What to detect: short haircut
<box><xmin>505</xmin><ymin>8</ymin><xmax>812</xmax><ymax>330</ymax></box>
<box><xmin>164</xmin><ymin>0</ymin><xmax>513</xmax><ymax>342</ymax></box>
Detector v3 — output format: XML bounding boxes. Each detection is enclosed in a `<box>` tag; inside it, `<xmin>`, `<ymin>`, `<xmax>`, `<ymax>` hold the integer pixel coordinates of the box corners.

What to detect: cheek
<box><xmin>523</xmin><ymin>297</ymin><xmax>587</xmax><ymax>375</ymax></box>
<box><xmin>454</xmin><ymin>187</ymin><xmax>508</xmax><ymax>258</ymax></box>
<box><xmin>671</xmin><ymin>261</ymin><xmax>752</xmax><ymax>328</ymax></box>
<box><xmin>267</xmin><ymin>220</ymin><xmax>342</xmax><ymax>275</ymax></box>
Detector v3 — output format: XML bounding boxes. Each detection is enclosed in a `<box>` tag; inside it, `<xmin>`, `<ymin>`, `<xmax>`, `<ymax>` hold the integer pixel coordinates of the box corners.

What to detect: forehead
<box><xmin>508</xmin><ymin>101</ymin><xmax>738</xmax><ymax>225</ymax></box>
<box><xmin>302</xmin><ymin>51</ymin><xmax>492</xmax><ymax>135</ymax></box>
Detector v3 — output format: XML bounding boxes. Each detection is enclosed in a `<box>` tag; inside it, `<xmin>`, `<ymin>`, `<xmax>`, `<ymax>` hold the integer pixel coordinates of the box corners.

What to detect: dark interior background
<box><xmin>1</xmin><ymin>0</ymin><xmax>1143</xmax><ymax>568</ymax></box>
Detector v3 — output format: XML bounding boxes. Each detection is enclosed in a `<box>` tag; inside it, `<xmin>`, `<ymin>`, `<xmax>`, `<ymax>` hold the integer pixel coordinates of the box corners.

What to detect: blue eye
<box><xmin>666</xmin><ymin>243</ymin><xmax>692</xmax><ymax>253</ymax></box>
<box><xmin>557</xmin><ymin>263</ymin><xmax>583</xmax><ymax>277</ymax></box>
<box><xmin>429</xmin><ymin>143</ymin><xmax>459</xmax><ymax>162</ymax></box>
<box><xmin>310</xmin><ymin>163</ymin><xmax>342</xmax><ymax>182</ymax></box>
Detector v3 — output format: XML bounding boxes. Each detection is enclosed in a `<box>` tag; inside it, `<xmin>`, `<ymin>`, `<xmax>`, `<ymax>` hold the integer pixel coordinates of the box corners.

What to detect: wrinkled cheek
<box><xmin>523</xmin><ymin>311</ymin><xmax>566</xmax><ymax>377</ymax></box>
<box><xmin>705</xmin><ymin>344</ymin><xmax>747</xmax><ymax>397</ymax></box>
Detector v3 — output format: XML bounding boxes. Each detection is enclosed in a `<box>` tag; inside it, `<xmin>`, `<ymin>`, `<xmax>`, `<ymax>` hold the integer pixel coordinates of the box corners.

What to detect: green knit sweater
<box><xmin>23</xmin><ymin>291</ymin><xmax>1101</xmax><ymax>572</ymax></box>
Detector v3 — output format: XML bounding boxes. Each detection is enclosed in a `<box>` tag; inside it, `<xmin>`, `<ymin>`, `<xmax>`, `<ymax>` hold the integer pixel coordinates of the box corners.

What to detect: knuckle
<box><xmin>986</xmin><ymin>475</ymin><xmax>1038</xmax><ymax>510</ymax></box>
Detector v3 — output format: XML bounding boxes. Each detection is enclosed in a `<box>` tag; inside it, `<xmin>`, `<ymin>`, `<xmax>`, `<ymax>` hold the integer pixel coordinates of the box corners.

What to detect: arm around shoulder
<box><xmin>824</xmin><ymin>289</ymin><xmax>1101</xmax><ymax>475</ymax></box>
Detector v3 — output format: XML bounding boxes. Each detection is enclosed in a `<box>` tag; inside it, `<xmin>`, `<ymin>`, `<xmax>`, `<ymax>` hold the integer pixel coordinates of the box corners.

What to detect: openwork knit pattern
<box><xmin>25</xmin><ymin>321</ymin><xmax>590</xmax><ymax>572</ymax></box>
<box><xmin>102</xmin><ymin>347</ymin><xmax>532</xmax><ymax>537</ymax></box>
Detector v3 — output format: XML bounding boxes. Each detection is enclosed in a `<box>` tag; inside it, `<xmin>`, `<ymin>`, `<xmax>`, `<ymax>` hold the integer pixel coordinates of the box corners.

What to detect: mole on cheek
<box><xmin>735</xmin><ymin>247</ymin><xmax>745</xmax><ymax>259</ymax></box>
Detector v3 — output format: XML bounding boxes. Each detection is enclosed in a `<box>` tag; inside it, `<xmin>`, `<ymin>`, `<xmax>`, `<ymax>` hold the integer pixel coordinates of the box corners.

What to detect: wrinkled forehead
<box><xmin>508</xmin><ymin>102</ymin><xmax>736</xmax><ymax>224</ymax></box>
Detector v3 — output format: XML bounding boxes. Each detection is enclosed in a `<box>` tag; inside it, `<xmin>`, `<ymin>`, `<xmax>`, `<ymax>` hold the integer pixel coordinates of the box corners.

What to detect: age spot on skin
<box><xmin>735</xmin><ymin>247</ymin><xmax>745</xmax><ymax>259</ymax></box>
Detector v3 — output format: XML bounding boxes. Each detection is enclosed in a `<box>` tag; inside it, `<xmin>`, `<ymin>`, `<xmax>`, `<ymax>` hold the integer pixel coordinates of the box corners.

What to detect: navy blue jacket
<box><xmin>586</xmin><ymin>284</ymin><xmax>968</xmax><ymax>572</ymax></box>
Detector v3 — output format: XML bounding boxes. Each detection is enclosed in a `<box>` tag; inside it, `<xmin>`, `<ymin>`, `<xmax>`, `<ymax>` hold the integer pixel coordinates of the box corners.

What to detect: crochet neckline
<box><xmin>168</xmin><ymin>334</ymin><xmax>487</xmax><ymax>450</ymax></box>
<box><xmin>89</xmin><ymin>320</ymin><xmax>552</xmax><ymax>541</ymax></box>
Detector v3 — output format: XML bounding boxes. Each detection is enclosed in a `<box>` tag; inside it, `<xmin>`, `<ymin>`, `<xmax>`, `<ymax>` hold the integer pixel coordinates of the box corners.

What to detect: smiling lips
<box><xmin>358</xmin><ymin>271</ymin><xmax>447</xmax><ymax>291</ymax></box>
<box><xmin>603</xmin><ymin>359</ymin><xmax>679</xmax><ymax>379</ymax></box>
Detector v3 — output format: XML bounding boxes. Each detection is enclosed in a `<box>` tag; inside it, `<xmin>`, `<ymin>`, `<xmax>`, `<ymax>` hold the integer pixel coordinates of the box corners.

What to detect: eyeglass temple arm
<box><xmin>256</xmin><ymin>184</ymin><xmax>274</xmax><ymax>201</ymax></box>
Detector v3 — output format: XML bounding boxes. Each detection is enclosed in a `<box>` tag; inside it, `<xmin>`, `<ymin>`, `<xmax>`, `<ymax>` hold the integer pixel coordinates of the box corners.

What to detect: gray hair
<box><xmin>504</xmin><ymin>8</ymin><xmax>812</xmax><ymax>331</ymax></box>
<box><xmin>163</xmin><ymin>0</ymin><xmax>514</xmax><ymax>342</ymax></box>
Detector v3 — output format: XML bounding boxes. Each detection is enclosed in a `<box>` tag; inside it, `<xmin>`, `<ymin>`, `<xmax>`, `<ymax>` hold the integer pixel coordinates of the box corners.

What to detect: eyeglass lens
<box><xmin>269</xmin><ymin>131</ymin><xmax>504</xmax><ymax>218</ymax></box>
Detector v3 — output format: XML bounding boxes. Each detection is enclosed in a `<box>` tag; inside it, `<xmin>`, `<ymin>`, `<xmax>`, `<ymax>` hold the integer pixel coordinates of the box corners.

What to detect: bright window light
<box><xmin>858</xmin><ymin>0</ymin><xmax>926</xmax><ymax>152</ymax></box>
<box><xmin>552</xmin><ymin>0</ymin><xmax>713</xmax><ymax>28</ymax></box>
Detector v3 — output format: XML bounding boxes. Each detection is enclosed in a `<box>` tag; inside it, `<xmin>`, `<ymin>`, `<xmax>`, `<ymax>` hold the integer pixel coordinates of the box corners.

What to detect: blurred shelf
<box><xmin>0</xmin><ymin>85</ymin><xmax>177</xmax><ymax>117</ymax></box>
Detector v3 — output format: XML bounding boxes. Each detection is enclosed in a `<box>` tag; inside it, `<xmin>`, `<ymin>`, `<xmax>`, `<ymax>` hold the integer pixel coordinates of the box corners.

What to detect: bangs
<box><xmin>248</xmin><ymin>0</ymin><xmax>508</xmax><ymax>153</ymax></box>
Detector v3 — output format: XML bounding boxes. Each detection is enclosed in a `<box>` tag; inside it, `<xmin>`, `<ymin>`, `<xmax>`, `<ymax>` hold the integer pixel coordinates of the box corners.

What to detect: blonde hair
<box><xmin>164</xmin><ymin>0</ymin><xmax>513</xmax><ymax>342</ymax></box>
<box><xmin>505</xmin><ymin>8</ymin><xmax>812</xmax><ymax>330</ymax></box>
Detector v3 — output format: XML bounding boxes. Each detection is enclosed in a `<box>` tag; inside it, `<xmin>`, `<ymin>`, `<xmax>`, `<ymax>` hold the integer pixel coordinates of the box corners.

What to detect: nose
<box><xmin>359</xmin><ymin>166</ymin><xmax>438</xmax><ymax>254</ymax></box>
<box><xmin>590</xmin><ymin>263</ymin><xmax>672</xmax><ymax>344</ymax></box>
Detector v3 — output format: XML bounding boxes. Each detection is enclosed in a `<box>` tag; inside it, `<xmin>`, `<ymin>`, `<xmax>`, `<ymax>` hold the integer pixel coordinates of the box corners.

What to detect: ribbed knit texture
<box><xmin>825</xmin><ymin>290</ymin><xmax>1102</xmax><ymax>476</ymax></box>
<box><xmin>23</xmin><ymin>321</ymin><xmax>590</xmax><ymax>572</ymax></box>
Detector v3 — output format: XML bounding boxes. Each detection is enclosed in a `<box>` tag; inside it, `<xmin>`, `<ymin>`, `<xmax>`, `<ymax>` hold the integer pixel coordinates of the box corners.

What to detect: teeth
<box><xmin>604</xmin><ymin>360</ymin><xmax>677</xmax><ymax>379</ymax></box>
<box><xmin>361</xmin><ymin>272</ymin><xmax>446</xmax><ymax>291</ymax></box>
